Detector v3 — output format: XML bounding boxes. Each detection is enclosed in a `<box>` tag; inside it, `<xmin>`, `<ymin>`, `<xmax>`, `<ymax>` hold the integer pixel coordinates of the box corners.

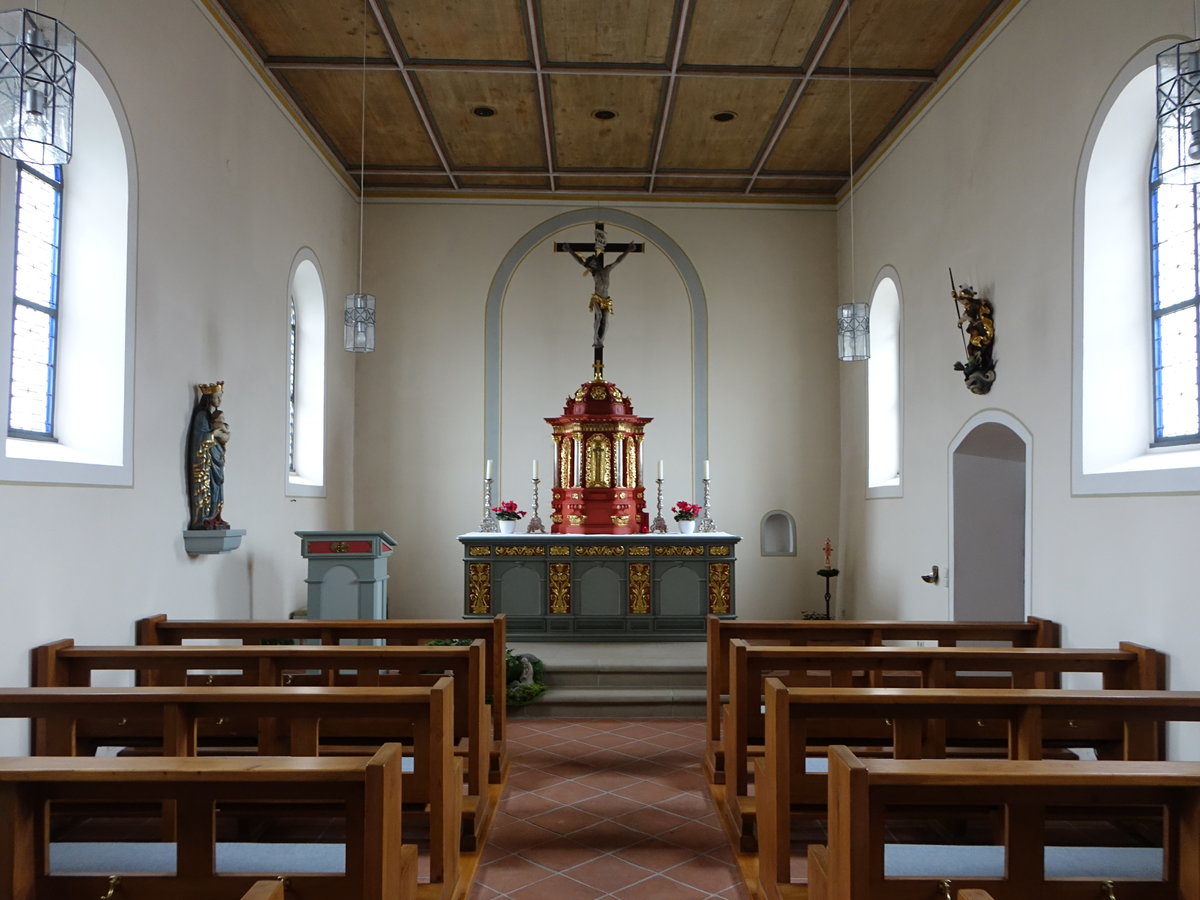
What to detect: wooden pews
<box><xmin>0</xmin><ymin>682</ymin><xmax>460</xmax><ymax>898</ymax></box>
<box><xmin>802</xmin><ymin>746</ymin><xmax>1200</xmax><ymax>900</ymax></box>
<box><xmin>703</xmin><ymin>615</ymin><xmax>1061</xmax><ymax>783</ymax></box>
<box><xmin>0</xmin><ymin>744</ymin><xmax>418</xmax><ymax>900</ymax></box>
<box><xmin>32</xmin><ymin>638</ymin><xmax>492</xmax><ymax>851</ymax></box>
<box><xmin>755</xmin><ymin>681</ymin><xmax>1200</xmax><ymax>899</ymax></box>
<box><xmin>720</xmin><ymin>640</ymin><xmax>1164</xmax><ymax>849</ymax></box>
<box><xmin>136</xmin><ymin>614</ymin><xmax>510</xmax><ymax>783</ymax></box>
<box><xmin>241</xmin><ymin>882</ymin><xmax>287</xmax><ymax>900</ymax></box>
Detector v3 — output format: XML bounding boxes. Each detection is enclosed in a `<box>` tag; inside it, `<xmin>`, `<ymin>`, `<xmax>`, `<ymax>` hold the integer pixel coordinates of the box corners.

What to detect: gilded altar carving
<box><xmin>708</xmin><ymin>562</ymin><xmax>731</xmax><ymax>614</ymax></box>
<box><xmin>585</xmin><ymin>434</ymin><xmax>612</xmax><ymax>488</ymax></box>
<box><xmin>330</xmin><ymin>541</ymin><xmax>349</xmax><ymax>553</ymax></box>
<box><xmin>561</xmin><ymin>437</ymin><xmax>572</xmax><ymax>488</ymax></box>
<box><xmin>567</xmin><ymin>515</ymin><xmax>586</xmax><ymax>526</ymax></box>
<box><xmin>626</xmin><ymin>439</ymin><xmax>637</xmax><ymax>487</ymax></box>
<box><xmin>468</xmin><ymin>563</ymin><xmax>491</xmax><ymax>614</ymax></box>
<box><xmin>611</xmin><ymin>386</ymin><xmax>624</xmax><ymax>401</ymax></box>
<box><xmin>576</xmin><ymin>545</ymin><xmax>624</xmax><ymax>556</ymax></box>
<box><xmin>628</xmin><ymin>546</ymin><xmax>650</xmax><ymax>556</ymax></box>
<box><xmin>496</xmin><ymin>545</ymin><xmax>542</xmax><ymax>557</ymax></box>
<box><xmin>629</xmin><ymin>563</ymin><xmax>651</xmax><ymax>614</ymax></box>
<box><xmin>468</xmin><ymin>546</ymin><xmax>491</xmax><ymax>557</ymax></box>
<box><xmin>590</xmin><ymin>385</ymin><xmax>608</xmax><ymax>400</ymax></box>
<box><xmin>550</xmin><ymin>545</ymin><xmax>571</xmax><ymax>556</ymax></box>
<box><xmin>656</xmin><ymin>545</ymin><xmax>705</xmax><ymax>556</ymax></box>
<box><xmin>549</xmin><ymin>563</ymin><xmax>571</xmax><ymax>614</ymax></box>
<box><xmin>709</xmin><ymin>545</ymin><xmax>731</xmax><ymax>556</ymax></box>
<box><xmin>610</xmin><ymin>515</ymin><xmax>630</xmax><ymax>526</ymax></box>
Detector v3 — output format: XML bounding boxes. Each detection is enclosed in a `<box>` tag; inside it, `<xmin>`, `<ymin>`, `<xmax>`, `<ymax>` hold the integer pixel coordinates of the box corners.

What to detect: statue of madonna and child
<box><xmin>187</xmin><ymin>381</ymin><xmax>232</xmax><ymax>530</ymax></box>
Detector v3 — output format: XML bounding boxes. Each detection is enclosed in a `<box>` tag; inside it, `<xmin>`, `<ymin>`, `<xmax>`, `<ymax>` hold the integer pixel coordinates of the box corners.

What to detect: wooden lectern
<box><xmin>295</xmin><ymin>530</ymin><xmax>396</xmax><ymax>619</ymax></box>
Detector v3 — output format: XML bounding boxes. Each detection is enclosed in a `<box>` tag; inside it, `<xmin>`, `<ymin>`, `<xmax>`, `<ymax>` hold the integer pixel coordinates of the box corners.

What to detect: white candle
<box><xmin>657</xmin><ymin>459</ymin><xmax>664</xmax><ymax>480</ymax></box>
<box><xmin>485</xmin><ymin>458</ymin><xmax>492</xmax><ymax>480</ymax></box>
<box><xmin>532</xmin><ymin>459</ymin><xmax>539</xmax><ymax>480</ymax></box>
<box><xmin>704</xmin><ymin>459</ymin><xmax>711</xmax><ymax>480</ymax></box>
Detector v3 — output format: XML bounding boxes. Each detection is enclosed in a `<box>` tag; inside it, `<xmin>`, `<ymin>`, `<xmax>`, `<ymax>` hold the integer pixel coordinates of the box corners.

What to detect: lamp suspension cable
<box><xmin>847</xmin><ymin>0</ymin><xmax>855</xmax><ymax>305</ymax></box>
<box><xmin>357</xmin><ymin>0</ymin><xmax>366</xmax><ymax>295</ymax></box>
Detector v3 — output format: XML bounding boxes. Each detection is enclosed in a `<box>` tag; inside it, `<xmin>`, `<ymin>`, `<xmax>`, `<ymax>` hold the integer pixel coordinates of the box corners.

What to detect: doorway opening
<box><xmin>950</xmin><ymin>414</ymin><xmax>1030</xmax><ymax>622</ymax></box>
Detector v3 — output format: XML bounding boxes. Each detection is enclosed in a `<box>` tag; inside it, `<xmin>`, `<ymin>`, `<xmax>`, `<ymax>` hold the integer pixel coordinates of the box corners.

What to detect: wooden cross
<box><xmin>554</xmin><ymin>222</ymin><xmax>644</xmax><ymax>379</ymax></box>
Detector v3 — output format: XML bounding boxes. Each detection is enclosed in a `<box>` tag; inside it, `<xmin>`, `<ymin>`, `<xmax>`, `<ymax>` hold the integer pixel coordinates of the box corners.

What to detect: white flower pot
<box><xmin>498</xmin><ymin>519</ymin><xmax>517</xmax><ymax>534</ymax></box>
<box><xmin>677</xmin><ymin>519</ymin><xmax>696</xmax><ymax>534</ymax></box>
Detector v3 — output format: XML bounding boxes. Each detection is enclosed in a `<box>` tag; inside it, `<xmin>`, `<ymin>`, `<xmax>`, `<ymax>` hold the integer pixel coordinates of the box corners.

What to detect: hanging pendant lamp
<box><xmin>837</xmin><ymin>1</ymin><xmax>869</xmax><ymax>362</ymax></box>
<box><xmin>1157</xmin><ymin>39</ymin><xmax>1200</xmax><ymax>185</ymax></box>
<box><xmin>344</xmin><ymin>0</ymin><xmax>376</xmax><ymax>353</ymax></box>
<box><xmin>1157</xmin><ymin>0</ymin><xmax>1200</xmax><ymax>185</ymax></box>
<box><xmin>0</xmin><ymin>8</ymin><xmax>75</xmax><ymax>165</ymax></box>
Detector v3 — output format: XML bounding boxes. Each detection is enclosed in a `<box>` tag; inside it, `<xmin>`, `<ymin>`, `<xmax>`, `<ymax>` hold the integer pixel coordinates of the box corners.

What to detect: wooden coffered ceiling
<box><xmin>203</xmin><ymin>0</ymin><xmax>1014</xmax><ymax>203</ymax></box>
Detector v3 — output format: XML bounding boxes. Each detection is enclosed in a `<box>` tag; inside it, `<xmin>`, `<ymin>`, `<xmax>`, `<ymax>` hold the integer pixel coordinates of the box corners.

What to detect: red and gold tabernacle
<box><xmin>546</xmin><ymin>377</ymin><xmax>651</xmax><ymax>534</ymax></box>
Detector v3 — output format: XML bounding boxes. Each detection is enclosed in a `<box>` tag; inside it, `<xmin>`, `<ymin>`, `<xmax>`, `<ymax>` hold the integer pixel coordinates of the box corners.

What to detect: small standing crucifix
<box><xmin>555</xmin><ymin>222</ymin><xmax>643</xmax><ymax>380</ymax></box>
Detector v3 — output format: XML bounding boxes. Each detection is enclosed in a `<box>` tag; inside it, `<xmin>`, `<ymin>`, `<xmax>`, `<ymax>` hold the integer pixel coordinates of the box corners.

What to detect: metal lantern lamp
<box><xmin>344</xmin><ymin>0</ymin><xmax>376</xmax><ymax>353</ymax></box>
<box><xmin>344</xmin><ymin>291</ymin><xmax>376</xmax><ymax>352</ymax></box>
<box><xmin>1157</xmin><ymin>39</ymin><xmax>1200</xmax><ymax>185</ymax></box>
<box><xmin>0</xmin><ymin>8</ymin><xmax>75</xmax><ymax>165</ymax></box>
<box><xmin>837</xmin><ymin>301</ymin><xmax>870</xmax><ymax>361</ymax></box>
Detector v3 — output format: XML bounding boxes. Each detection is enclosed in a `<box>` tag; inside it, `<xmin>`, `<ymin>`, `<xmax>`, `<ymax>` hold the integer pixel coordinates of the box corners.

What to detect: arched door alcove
<box><xmin>949</xmin><ymin>411</ymin><xmax>1032</xmax><ymax>622</ymax></box>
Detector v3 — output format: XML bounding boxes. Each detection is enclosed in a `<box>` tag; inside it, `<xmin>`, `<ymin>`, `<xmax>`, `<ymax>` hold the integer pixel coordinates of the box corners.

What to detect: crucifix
<box><xmin>555</xmin><ymin>222</ymin><xmax>644</xmax><ymax>380</ymax></box>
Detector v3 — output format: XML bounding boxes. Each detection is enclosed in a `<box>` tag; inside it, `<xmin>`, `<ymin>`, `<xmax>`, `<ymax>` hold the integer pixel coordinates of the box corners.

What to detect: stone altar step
<box><xmin>508</xmin><ymin>640</ymin><xmax>706</xmax><ymax>719</ymax></box>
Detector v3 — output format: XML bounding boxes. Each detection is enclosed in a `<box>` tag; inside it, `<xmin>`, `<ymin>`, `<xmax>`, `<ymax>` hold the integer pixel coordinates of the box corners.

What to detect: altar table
<box><xmin>458</xmin><ymin>533</ymin><xmax>739</xmax><ymax>640</ymax></box>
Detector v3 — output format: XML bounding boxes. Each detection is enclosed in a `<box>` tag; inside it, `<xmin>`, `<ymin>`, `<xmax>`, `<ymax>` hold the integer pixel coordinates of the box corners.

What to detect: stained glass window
<box><xmin>287</xmin><ymin>294</ymin><xmax>297</xmax><ymax>473</ymax></box>
<box><xmin>7</xmin><ymin>162</ymin><xmax>62</xmax><ymax>439</ymax></box>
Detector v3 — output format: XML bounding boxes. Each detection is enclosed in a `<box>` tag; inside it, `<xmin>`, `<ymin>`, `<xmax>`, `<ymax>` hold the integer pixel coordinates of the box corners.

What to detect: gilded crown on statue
<box><xmin>546</xmin><ymin>379</ymin><xmax>651</xmax><ymax>534</ymax></box>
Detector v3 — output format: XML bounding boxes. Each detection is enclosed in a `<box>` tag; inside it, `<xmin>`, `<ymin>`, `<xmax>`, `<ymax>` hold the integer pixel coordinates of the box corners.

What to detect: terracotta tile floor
<box><xmin>469</xmin><ymin>719</ymin><xmax>750</xmax><ymax>900</ymax></box>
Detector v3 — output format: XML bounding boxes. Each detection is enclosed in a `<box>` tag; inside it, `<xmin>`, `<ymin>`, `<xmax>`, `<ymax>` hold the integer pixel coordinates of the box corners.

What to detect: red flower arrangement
<box><xmin>671</xmin><ymin>500</ymin><xmax>703</xmax><ymax>522</ymax></box>
<box><xmin>491</xmin><ymin>500</ymin><xmax>527</xmax><ymax>521</ymax></box>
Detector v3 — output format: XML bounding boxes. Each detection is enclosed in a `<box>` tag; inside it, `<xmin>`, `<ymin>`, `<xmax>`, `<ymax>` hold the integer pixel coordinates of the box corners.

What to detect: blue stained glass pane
<box><xmin>13</xmin><ymin>168</ymin><xmax>59</xmax><ymax>309</ymax></box>
<box><xmin>1156</xmin><ymin>307</ymin><xmax>1200</xmax><ymax>438</ymax></box>
<box><xmin>8</xmin><ymin>162</ymin><xmax>61</xmax><ymax>436</ymax></box>
<box><xmin>287</xmin><ymin>298</ymin><xmax>297</xmax><ymax>473</ymax></box>
<box><xmin>9</xmin><ymin>304</ymin><xmax>54</xmax><ymax>432</ymax></box>
<box><xmin>1153</xmin><ymin>182</ymin><xmax>1197</xmax><ymax>308</ymax></box>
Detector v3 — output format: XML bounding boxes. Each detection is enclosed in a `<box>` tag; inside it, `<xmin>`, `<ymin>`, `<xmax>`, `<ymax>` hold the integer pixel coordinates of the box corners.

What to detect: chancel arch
<box><xmin>484</xmin><ymin>209</ymin><xmax>708</xmax><ymax>505</ymax></box>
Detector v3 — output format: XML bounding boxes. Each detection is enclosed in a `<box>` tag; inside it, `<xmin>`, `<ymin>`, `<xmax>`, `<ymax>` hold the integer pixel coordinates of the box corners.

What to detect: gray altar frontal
<box><xmin>458</xmin><ymin>533</ymin><xmax>739</xmax><ymax>640</ymax></box>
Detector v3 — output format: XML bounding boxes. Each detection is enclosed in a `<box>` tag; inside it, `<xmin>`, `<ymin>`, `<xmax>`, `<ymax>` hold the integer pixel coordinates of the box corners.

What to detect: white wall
<box><xmin>0</xmin><ymin>0</ymin><xmax>359</xmax><ymax>750</ymax></box>
<box><xmin>837</xmin><ymin>0</ymin><xmax>1200</xmax><ymax>750</ymax></box>
<box><xmin>355</xmin><ymin>202</ymin><xmax>841</xmax><ymax>620</ymax></box>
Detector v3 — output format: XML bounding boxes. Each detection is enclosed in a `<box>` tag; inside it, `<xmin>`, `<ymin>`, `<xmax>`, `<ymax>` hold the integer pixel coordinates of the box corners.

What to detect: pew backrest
<box><xmin>1</xmin><ymin>743</ymin><xmax>417</xmax><ymax>900</ymax></box>
<box><xmin>136</xmin><ymin>613</ymin><xmax>508</xmax><ymax>755</ymax></box>
<box><xmin>704</xmin><ymin>615</ymin><xmax>1060</xmax><ymax>768</ymax></box>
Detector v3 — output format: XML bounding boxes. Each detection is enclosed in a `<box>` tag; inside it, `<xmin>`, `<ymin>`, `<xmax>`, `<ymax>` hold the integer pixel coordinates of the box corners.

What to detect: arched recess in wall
<box><xmin>948</xmin><ymin>410</ymin><xmax>1032</xmax><ymax>623</ymax></box>
<box><xmin>867</xmin><ymin>267</ymin><xmax>901</xmax><ymax>497</ymax></box>
<box><xmin>0</xmin><ymin>42</ymin><xmax>136</xmax><ymax>485</ymax></box>
<box><xmin>484</xmin><ymin>208</ymin><xmax>709</xmax><ymax>498</ymax></box>
<box><xmin>760</xmin><ymin>509</ymin><xmax>796</xmax><ymax>557</ymax></box>
<box><xmin>1073</xmin><ymin>37</ymin><xmax>1200</xmax><ymax>493</ymax></box>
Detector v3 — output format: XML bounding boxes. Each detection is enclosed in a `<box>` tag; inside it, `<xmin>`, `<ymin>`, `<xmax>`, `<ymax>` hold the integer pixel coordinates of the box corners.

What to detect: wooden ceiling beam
<box><xmin>647</xmin><ymin>0</ymin><xmax>694</xmax><ymax>194</ymax></box>
<box><xmin>366</xmin><ymin>0</ymin><xmax>458</xmax><ymax>190</ymax></box>
<box><xmin>524</xmin><ymin>0</ymin><xmax>556</xmax><ymax>193</ymax></box>
<box><xmin>264</xmin><ymin>58</ymin><xmax>935</xmax><ymax>85</ymax></box>
<box><xmin>354</xmin><ymin>166</ymin><xmax>846</xmax><ymax>181</ymax></box>
<box><xmin>744</xmin><ymin>0</ymin><xmax>849</xmax><ymax>195</ymax></box>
